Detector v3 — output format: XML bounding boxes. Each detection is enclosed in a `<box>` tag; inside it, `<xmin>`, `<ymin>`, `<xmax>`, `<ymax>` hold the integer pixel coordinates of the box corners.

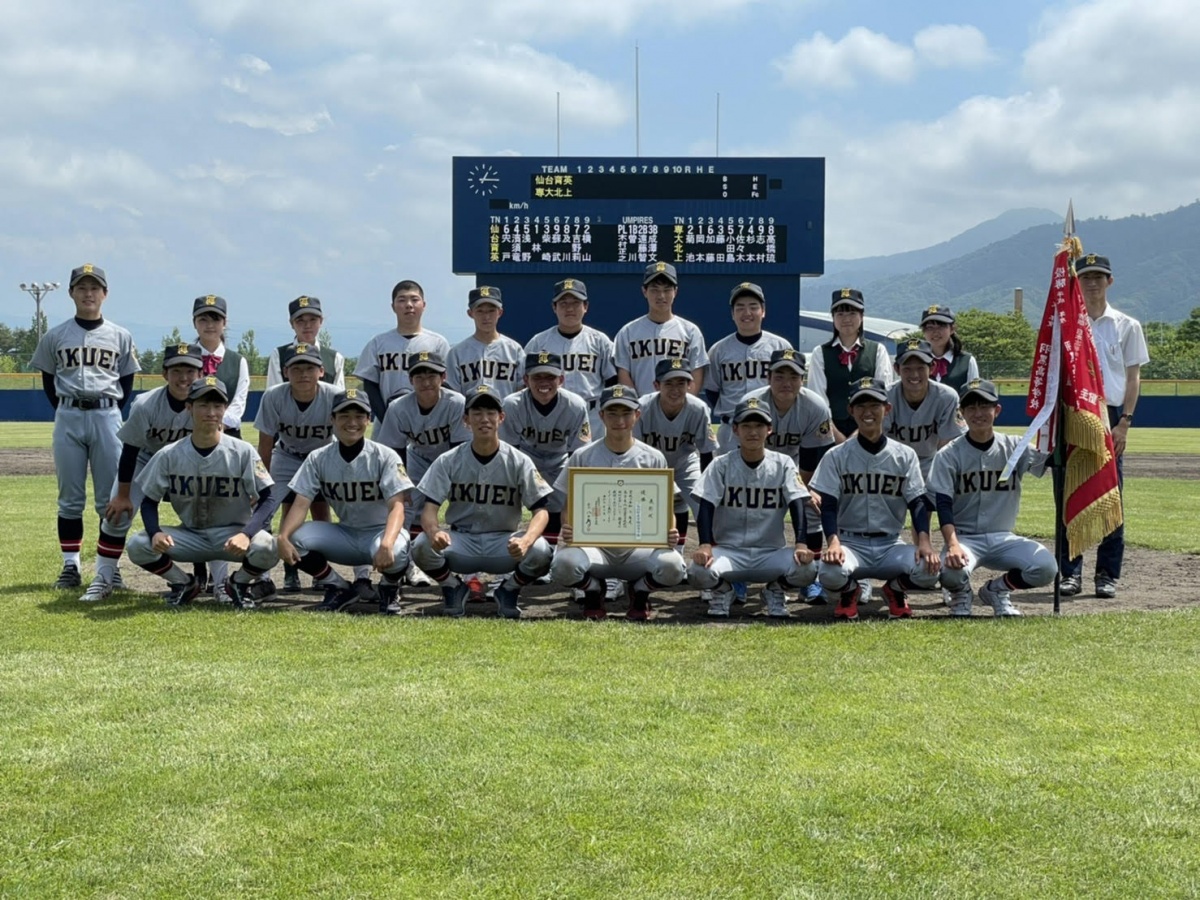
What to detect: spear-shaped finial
<box><xmin>1061</xmin><ymin>199</ymin><xmax>1082</xmax><ymax>260</ymax></box>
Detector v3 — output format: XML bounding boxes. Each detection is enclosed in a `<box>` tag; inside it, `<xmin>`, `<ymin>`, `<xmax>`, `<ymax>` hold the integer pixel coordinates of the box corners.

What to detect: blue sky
<box><xmin>2</xmin><ymin>0</ymin><xmax>1197</xmax><ymax>354</ymax></box>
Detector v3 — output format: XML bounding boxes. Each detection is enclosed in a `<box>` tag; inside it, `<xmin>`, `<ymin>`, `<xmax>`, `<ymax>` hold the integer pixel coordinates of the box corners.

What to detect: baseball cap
<box><xmin>282</xmin><ymin>342</ymin><xmax>323</xmax><ymax>368</ymax></box>
<box><xmin>643</xmin><ymin>261</ymin><xmax>679</xmax><ymax>285</ymax></box>
<box><xmin>654</xmin><ymin>357</ymin><xmax>693</xmax><ymax>382</ymax></box>
<box><xmin>468</xmin><ymin>285</ymin><xmax>503</xmax><ymax>308</ymax></box>
<box><xmin>768</xmin><ymin>348</ymin><xmax>806</xmax><ymax>374</ymax></box>
<box><xmin>192</xmin><ymin>294</ymin><xmax>228</xmax><ymax>319</ymax></box>
<box><xmin>552</xmin><ymin>278</ymin><xmax>588</xmax><ymax>302</ymax></box>
<box><xmin>289</xmin><ymin>295</ymin><xmax>323</xmax><ymax>320</ymax></box>
<box><xmin>831</xmin><ymin>288</ymin><xmax>865</xmax><ymax>311</ymax></box>
<box><xmin>525</xmin><ymin>351</ymin><xmax>564</xmax><ymax>377</ymax></box>
<box><xmin>406</xmin><ymin>351</ymin><xmax>447</xmax><ymax>374</ymax></box>
<box><xmin>163</xmin><ymin>342</ymin><xmax>204</xmax><ymax>369</ymax></box>
<box><xmin>1075</xmin><ymin>253</ymin><xmax>1112</xmax><ymax>276</ymax></box>
<box><xmin>729</xmin><ymin>282</ymin><xmax>765</xmax><ymax>305</ymax></box>
<box><xmin>599</xmin><ymin>385</ymin><xmax>640</xmax><ymax>411</ymax></box>
<box><xmin>848</xmin><ymin>377</ymin><xmax>889</xmax><ymax>405</ymax></box>
<box><xmin>920</xmin><ymin>304</ymin><xmax>955</xmax><ymax>326</ymax></box>
<box><xmin>331</xmin><ymin>389</ymin><xmax>372</xmax><ymax>415</ymax></box>
<box><xmin>895</xmin><ymin>339</ymin><xmax>935</xmax><ymax>365</ymax></box>
<box><xmin>463</xmin><ymin>384</ymin><xmax>504</xmax><ymax>411</ymax></box>
<box><xmin>188</xmin><ymin>375</ymin><xmax>229</xmax><ymax>403</ymax></box>
<box><xmin>69</xmin><ymin>263</ymin><xmax>107</xmax><ymax>289</ymax></box>
<box><xmin>731</xmin><ymin>396</ymin><xmax>773</xmax><ymax>425</ymax></box>
<box><xmin>959</xmin><ymin>378</ymin><xmax>1000</xmax><ymax>404</ymax></box>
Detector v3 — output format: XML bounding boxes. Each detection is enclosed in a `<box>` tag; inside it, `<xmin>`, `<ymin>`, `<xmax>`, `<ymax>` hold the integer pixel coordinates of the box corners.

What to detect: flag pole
<box><xmin>1051</xmin><ymin>200</ymin><xmax>1077</xmax><ymax>615</ymax></box>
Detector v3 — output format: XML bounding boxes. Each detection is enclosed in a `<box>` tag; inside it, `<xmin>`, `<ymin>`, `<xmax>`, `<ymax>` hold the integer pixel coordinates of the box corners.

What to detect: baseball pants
<box><xmin>411</xmin><ymin>529</ymin><xmax>553</xmax><ymax>579</ymax></box>
<box><xmin>127</xmin><ymin>526</ymin><xmax>279</xmax><ymax>572</ymax></box>
<box><xmin>818</xmin><ymin>534</ymin><xmax>939</xmax><ymax>592</ymax></box>
<box><xmin>939</xmin><ymin>533</ymin><xmax>1056</xmax><ymax>593</ymax></box>
<box><xmin>687</xmin><ymin>546</ymin><xmax>817</xmax><ymax>591</ymax></box>
<box><xmin>291</xmin><ymin>522</ymin><xmax>410</xmax><ymax>578</ymax></box>
<box><xmin>551</xmin><ymin>545</ymin><xmax>686</xmax><ymax>586</ymax></box>
<box><xmin>53</xmin><ymin>405</ymin><xmax>122</xmax><ymax>519</ymax></box>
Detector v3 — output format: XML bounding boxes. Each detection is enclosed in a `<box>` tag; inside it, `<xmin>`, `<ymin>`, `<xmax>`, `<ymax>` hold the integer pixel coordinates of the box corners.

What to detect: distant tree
<box><xmin>319</xmin><ymin>327</ymin><xmax>334</xmax><ymax>349</ymax></box>
<box><xmin>345</xmin><ymin>356</ymin><xmax>358</xmax><ymax>377</ymax></box>
<box><xmin>163</xmin><ymin>327</ymin><xmax>185</xmax><ymax>346</ymax></box>
<box><xmin>237</xmin><ymin>329</ymin><xmax>267</xmax><ymax>375</ymax></box>
<box><xmin>953</xmin><ymin>309</ymin><xmax>1037</xmax><ymax>379</ymax></box>
<box><xmin>1177</xmin><ymin>307</ymin><xmax>1200</xmax><ymax>344</ymax></box>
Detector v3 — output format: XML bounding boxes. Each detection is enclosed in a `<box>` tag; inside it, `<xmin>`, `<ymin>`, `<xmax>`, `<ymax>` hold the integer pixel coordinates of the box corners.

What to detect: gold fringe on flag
<box><xmin>1063</xmin><ymin>406</ymin><xmax>1125</xmax><ymax>559</ymax></box>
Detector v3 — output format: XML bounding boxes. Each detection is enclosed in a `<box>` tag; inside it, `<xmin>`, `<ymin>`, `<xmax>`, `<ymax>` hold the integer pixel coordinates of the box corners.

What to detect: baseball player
<box><xmin>264</xmin><ymin>295</ymin><xmax>346</xmax><ymax>389</ymax></box>
<box><xmin>614</xmin><ymin>261</ymin><xmax>709</xmax><ymax>396</ymax></box>
<box><xmin>355</xmin><ymin>279</ymin><xmax>451</xmax><ymax>420</ymax></box>
<box><xmin>550</xmin><ymin>385</ymin><xmax>687</xmax><ymax>621</ymax></box>
<box><xmin>32</xmin><ymin>263</ymin><xmax>141</xmax><ymax>593</ymax></box>
<box><xmin>89</xmin><ymin>343</ymin><xmax>202</xmax><ymax>602</ymax></box>
<box><xmin>499</xmin><ymin>351</ymin><xmax>591</xmax><ymax>547</ymax></box>
<box><xmin>633</xmin><ymin>357</ymin><xmax>717</xmax><ymax>549</ymax></box>
<box><xmin>931</xmin><ymin>379</ymin><xmax>1055</xmax><ymax>617</ymax></box>
<box><xmin>688</xmin><ymin>396</ymin><xmax>818</xmax><ymax>617</ymax></box>
<box><xmin>882</xmin><ymin>339</ymin><xmax>966</xmax><ymax>481</ymax></box>
<box><xmin>126</xmin><ymin>376</ymin><xmax>279</xmax><ymax>609</ymax></box>
<box><xmin>704</xmin><ymin>282</ymin><xmax>794</xmax><ymax>452</ymax></box>
<box><xmin>808</xmin><ymin>377</ymin><xmax>940</xmax><ymax>620</ymax></box>
<box><xmin>253</xmin><ymin>344</ymin><xmax>339</xmax><ymax>591</ymax></box>
<box><xmin>445</xmin><ymin>286</ymin><xmax>525</xmax><ymax>398</ymax></box>
<box><xmin>524</xmin><ymin>278</ymin><xmax>617</xmax><ymax>439</ymax></box>
<box><xmin>277</xmin><ymin>389</ymin><xmax>414</xmax><ymax>615</ymax></box>
<box><xmin>191</xmin><ymin>294</ymin><xmax>249</xmax><ymax>437</ymax></box>
<box><xmin>411</xmin><ymin>384</ymin><xmax>554</xmax><ymax>619</ymax></box>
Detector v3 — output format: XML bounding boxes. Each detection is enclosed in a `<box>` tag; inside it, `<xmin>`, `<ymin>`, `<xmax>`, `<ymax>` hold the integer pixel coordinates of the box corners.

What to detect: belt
<box><xmin>60</xmin><ymin>397</ymin><xmax>116</xmax><ymax>410</ymax></box>
<box><xmin>841</xmin><ymin>531</ymin><xmax>889</xmax><ymax>538</ymax></box>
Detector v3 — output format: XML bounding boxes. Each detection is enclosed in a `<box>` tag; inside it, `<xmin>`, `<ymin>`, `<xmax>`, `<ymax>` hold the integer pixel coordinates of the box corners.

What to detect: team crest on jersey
<box><xmin>397</xmin><ymin>461</ymin><xmax>409</xmax><ymax>479</ymax></box>
<box><xmin>254</xmin><ymin>458</ymin><xmax>268</xmax><ymax>478</ymax></box>
<box><xmin>819</xmin><ymin>419</ymin><xmax>832</xmax><ymax>436</ymax></box>
<box><xmin>580</xmin><ymin>422</ymin><xmax>591</xmax><ymax>440</ymax></box>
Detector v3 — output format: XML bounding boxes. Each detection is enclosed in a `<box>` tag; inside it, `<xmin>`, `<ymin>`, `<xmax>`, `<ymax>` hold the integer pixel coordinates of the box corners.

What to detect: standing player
<box><xmin>126</xmin><ymin>376</ymin><xmax>279</xmax><ymax>608</ymax></box>
<box><xmin>499</xmin><ymin>352</ymin><xmax>591</xmax><ymax>548</ymax></box>
<box><xmin>550</xmin><ymin>385</ymin><xmax>687</xmax><ymax>620</ymax></box>
<box><xmin>264</xmin><ymin>296</ymin><xmax>346</xmax><ymax>389</ymax></box>
<box><xmin>808</xmin><ymin>377</ymin><xmax>940</xmax><ymax>620</ymax></box>
<box><xmin>882</xmin><ymin>339</ymin><xmax>966</xmax><ymax>481</ymax></box>
<box><xmin>689</xmin><ymin>396</ymin><xmax>818</xmax><ymax>618</ymax></box>
<box><xmin>355</xmin><ymin>279</ymin><xmax>451</xmax><ymax>420</ymax></box>
<box><xmin>920</xmin><ymin>305</ymin><xmax>978</xmax><ymax>395</ymax></box>
<box><xmin>32</xmin><ymin>264</ymin><xmax>141</xmax><ymax>592</ymax></box>
<box><xmin>704</xmin><ymin>282</ymin><xmax>793</xmax><ymax>452</ymax></box>
<box><xmin>90</xmin><ymin>343</ymin><xmax>202</xmax><ymax>602</ymax></box>
<box><xmin>445</xmin><ymin>286</ymin><xmax>524</xmax><ymax>398</ymax></box>
<box><xmin>931</xmin><ymin>379</ymin><xmax>1056</xmax><ymax>617</ymax></box>
<box><xmin>411</xmin><ymin>385</ymin><xmax>554</xmax><ymax>619</ymax></box>
<box><xmin>191</xmin><ymin>295</ymin><xmax>249</xmax><ymax>437</ymax></box>
<box><xmin>524</xmin><ymin>278</ymin><xmax>617</xmax><ymax>439</ymax></box>
<box><xmin>277</xmin><ymin>389</ymin><xmax>414</xmax><ymax>615</ymax></box>
<box><xmin>614</xmin><ymin>261</ymin><xmax>709</xmax><ymax>396</ymax></box>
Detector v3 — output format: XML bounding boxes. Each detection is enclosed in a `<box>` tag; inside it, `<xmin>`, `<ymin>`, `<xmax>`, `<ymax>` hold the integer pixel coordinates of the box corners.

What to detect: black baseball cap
<box><xmin>552</xmin><ymin>278</ymin><xmax>588</xmax><ymax>302</ymax></box>
<box><xmin>895</xmin><ymin>339</ymin><xmax>935</xmax><ymax>365</ymax></box>
<box><xmin>463</xmin><ymin>384</ymin><xmax>504</xmax><ymax>411</ymax></box>
<box><xmin>729</xmin><ymin>282</ymin><xmax>765</xmax><ymax>305</ymax></box>
<box><xmin>163</xmin><ymin>342</ymin><xmax>204</xmax><ymax>369</ymax></box>
<box><xmin>407</xmin><ymin>351</ymin><xmax>447</xmax><ymax>374</ymax></box>
<box><xmin>282</xmin><ymin>343</ymin><xmax>323</xmax><ymax>368</ymax></box>
<box><xmin>768</xmin><ymin>349</ymin><xmax>806</xmax><ymax>374</ymax></box>
<box><xmin>69</xmin><ymin>263</ymin><xmax>107</xmax><ymax>289</ymax></box>
<box><xmin>643</xmin><ymin>261</ymin><xmax>678</xmax><ymax>285</ymax></box>
<box><xmin>731</xmin><ymin>396</ymin><xmax>773</xmax><ymax>425</ymax></box>
<box><xmin>192</xmin><ymin>294</ymin><xmax>228</xmax><ymax>319</ymax></box>
<box><xmin>525</xmin><ymin>351</ymin><xmax>564</xmax><ymax>377</ymax></box>
<box><xmin>468</xmin><ymin>285</ymin><xmax>503</xmax><ymax>308</ymax></box>
<box><xmin>289</xmin><ymin>296</ymin><xmax>323</xmax><ymax>320</ymax></box>
<box><xmin>920</xmin><ymin>304</ymin><xmax>955</xmax><ymax>326</ymax></box>
<box><xmin>1075</xmin><ymin>254</ymin><xmax>1112</xmax><ymax>276</ymax></box>
<box><xmin>831</xmin><ymin>288</ymin><xmax>865</xmax><ymax>311</ymax></box>
<box><xmin>188</xmin><ymin>375</ymin><xmax>229</xmax><ymax>403</ymax></box>
<box><xmin>654</xmin><ymin>358</ymin><xmax>693</xmax><ymax>382</ymax></box>
<box><xmin>332</xmin><ymin>389</ymin><xmax>373</xmax><ymax>414</ymax></box>
<box><xmin>848</xmin><ymin>377</ymin><xmax>889</xmax><ymax>405</ymax></box>
<box><xmin>599</xmin><ymin>385</ymin><xmax>640</xmax><ymax>411</ymax></box>
<box><xmin>959</xmin><ymin>379</ymin><xmax>1000</xmax><ymax>404</ymax></box>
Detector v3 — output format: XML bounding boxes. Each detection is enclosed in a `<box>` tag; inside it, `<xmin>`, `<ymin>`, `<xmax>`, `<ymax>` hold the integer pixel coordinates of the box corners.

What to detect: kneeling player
<box><xmin>809</xmin><ymin>377</ymin><xmax>940</xmax><ymax>620</ymax></box>
<box><xmin>126</xmin><ymin>376</ymin><xmax>279</xmax><ymax>608</ymax></box>
<box><xmin>277</xmin><ymin>390</ymin><xmax>414</xmax><ymax>615</ymax></box>
<box><xmin>931</xmin><ymin>379</ymin><xmax>1055</xmax><ymax>616</ymax></box>
<box><xmin>688</xmin><ymin>397</ymin><xmax>818</xmax><ymax>618</ymax></box>
<box><xmin>411</xmin><ymin>385</ymin><xmax>554</xmax><ymax>618</ymax></box>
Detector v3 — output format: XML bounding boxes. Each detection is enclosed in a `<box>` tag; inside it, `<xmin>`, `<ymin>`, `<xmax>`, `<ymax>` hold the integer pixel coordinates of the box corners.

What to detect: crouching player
<box><xmin>276</xmin><ymin>389</ymin><xmax>414</xmax><ymax>615</ymax></box>
<box><xmin>126</xmin><ymin>376</ymin><xmax>279</xmax><ymax>608</ymax></box>
<box><xmin>809</xmin><ymin>377</ymin><xmax>940</xmax><ymax>620</ymax></box>
<box><xmin>411</xmin><ymin>384</ymin><xmax>554</xmax><ymax>619</ymax></box>
<box><xmin>688</xmin><ymin>396</ymin><xmax>818</xmax><ymax>618</ymax></box>
<box><xmin>931</xmin><ymin>379</ymin><xmax>1056</xmax><ymax>616</ymax></box>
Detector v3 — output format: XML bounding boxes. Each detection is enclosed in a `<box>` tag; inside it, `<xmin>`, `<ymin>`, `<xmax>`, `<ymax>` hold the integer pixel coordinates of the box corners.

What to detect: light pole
<box><xmin>19</xmin><ymin>281</ymin><xmax>60</xmax><ymax>350</ymax></box>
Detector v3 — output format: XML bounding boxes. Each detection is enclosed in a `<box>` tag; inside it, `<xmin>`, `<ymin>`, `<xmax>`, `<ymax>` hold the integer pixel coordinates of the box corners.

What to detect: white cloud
<box><xmin>776</xmin><ymin>28</ymin><xmax>916</xmax><ymax>90</ymax></box>
<box><xmin>914</xmin><ymin>25</ymin><xmax>995</xmax><ymax>68</ymax></box>
<box><xmin>239</xmin><ymin>54</ymin><xmax>272</xmax><ymax>75</ymax></box>
<box><xmin>221</xmin><ymin>107</ymin><xmax>334</xmax><ymax>136</ymax></box>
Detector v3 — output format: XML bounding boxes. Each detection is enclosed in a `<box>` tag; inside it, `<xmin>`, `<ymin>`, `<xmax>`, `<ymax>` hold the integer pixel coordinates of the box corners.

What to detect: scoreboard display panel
<box><xmin>452</xmin><ymin>157</ymin><xmax>824</xmax><ymax>277</ymax></box>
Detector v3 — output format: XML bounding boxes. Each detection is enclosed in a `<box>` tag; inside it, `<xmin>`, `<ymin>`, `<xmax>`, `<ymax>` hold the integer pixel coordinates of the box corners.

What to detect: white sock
<box><xmin>353</xmin><ymin>565</ymin><xmax>371</xmax><ymax>580</ymax></box>
<box><xmin>162</xmin><ymin>564</ymin><xmax>189</xmax><ymax>585</ymax></box>
<box><xmin>95</xmin><ymin>557</ymin><xmax>117</xmax><ymax>581</ymax></box>
<box><xmin>64</xmin><ymin>551</ymin><xmax>82</xmax><ymax>568</ymax></box>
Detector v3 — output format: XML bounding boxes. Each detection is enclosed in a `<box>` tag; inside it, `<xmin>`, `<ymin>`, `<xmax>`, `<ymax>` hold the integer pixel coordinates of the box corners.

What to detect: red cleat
<box><xmin>882</xmin><ymin>581</ymin><xmax>913</xmax><ymax>619</ymax></box>
<box><xmin>833</xmin><ymin>582</ymin><xmax>861</xmax><ymax>621</ymax></box>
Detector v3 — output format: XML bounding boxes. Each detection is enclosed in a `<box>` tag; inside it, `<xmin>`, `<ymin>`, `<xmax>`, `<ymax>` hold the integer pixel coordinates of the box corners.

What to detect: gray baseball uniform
<box><xmin>524</xmin><ymin>325</ymin><xmax>616</xmax><ymax>436</ymax></box>
<box><xmin>265</xmin><ymin>341</ymin><xmax>346</xmax><ymax>389</ymax></box>
<box><xmin>883</xmin><ymin>381</ymin><xmax>966</xmax><ymax>480</ymax></box>
<box><xmin>445</xmin><ymin>334</ymin><xmax>525</xmax><ymax>398</ymax></box>
<box><xmin>633</xmin><ymin>392</ymin><xmax>717</xmax><ymax>515</ymax></box>
<box><xmin>613</xmin><ymin>315</ymin><xmax>709</xmax><ymax>395</ymax></box>
<box><xmin>500</xmin><ymin>387</ymin><xmax>590</xmax><ymax>512</ymax></box>
<box><xmin>704</xmin><ymin>331</ymin><xmax>793</xmax><ymax>450</ymax></box>
<box><xmin>288</xmin><ymin>439</ymin><xmax>414</xmax><ymax>574</ymax></box>
<box><xmin>742</xmin><ymin>385</ymin><xmax>835</xmax><ymax>473</ymax></box>
<box><xmin>253</xmin><ymin>381</ymin><xmax>339</xmax><ymax>503</ymax></box>
<box><xmin>354</xmin><ymin>329</ymin><xmax>452</xmax><ymax>401</ymax></box>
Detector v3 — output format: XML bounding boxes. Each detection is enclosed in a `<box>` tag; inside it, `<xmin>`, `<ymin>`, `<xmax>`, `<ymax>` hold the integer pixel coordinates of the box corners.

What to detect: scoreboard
<box><xmin>451</xmin><ymin>157</ymin><xmax>824</xmax><ymax>277</ymax></box>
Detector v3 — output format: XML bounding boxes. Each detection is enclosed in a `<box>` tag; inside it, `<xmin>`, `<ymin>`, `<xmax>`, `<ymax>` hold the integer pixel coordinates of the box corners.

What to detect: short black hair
<box><xmin>391</xmin><ymin>279</ymin><xmax>424</xmax><ymax>300</ymax></box>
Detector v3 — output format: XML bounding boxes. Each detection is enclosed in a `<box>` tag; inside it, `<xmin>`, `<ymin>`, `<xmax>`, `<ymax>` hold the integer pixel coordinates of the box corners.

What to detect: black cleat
<box><xmin>378</xmin><ymin>582</ymin><xmax>403</xmax><ymax>616</ymax></box>
<box><xmin>224</xmin><ymin>578</ymin><xmax>258</xmax><ymax>610</ymax></box>
<box><xmin>165</xmin><ymin>575</ymin><xmax>202</xmax><ymax>607</ymax></box>
<box><xmin>313</xmin><ymin>583</ymin><xmax>358</xmax><ymax>612</ymax></box>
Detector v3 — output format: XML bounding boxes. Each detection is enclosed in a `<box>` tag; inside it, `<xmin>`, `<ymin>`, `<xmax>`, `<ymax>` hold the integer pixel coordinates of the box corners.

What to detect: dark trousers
<box><xmin>1057</xmin><ymin>405</ymin><xmax>1124</xmax><ymax>579</ymax></box>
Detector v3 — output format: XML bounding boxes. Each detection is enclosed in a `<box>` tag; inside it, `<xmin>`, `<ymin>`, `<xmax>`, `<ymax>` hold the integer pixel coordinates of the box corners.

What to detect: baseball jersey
<box><xmin>289</xmin><ymin>439</ymin><xmax>413</xmax><ymax>529</ymax></box>
<box><xmin>809</xmin><ymin>437</ymin><xmax>926</xmax><ymax>536</ymax></box>
<box><xmin>374</xmin><ymin>387</ymin><xmax>469</xmax><ymax>466</ymax></box>
<box><xmin>118</xmin><ymin>386</ymin><xmax>193</xmax><ymax>457</ymax></box>
<box><xmin>929</xmin><ymin>433</ymin><xmax>1047</xmax><ymax>535</ymax></box>
<box><xmin>354</xmin><ymin>330</ymin><xmax>452</xmax><ymax>400</ymax></box>
<box><xmin>703</xmin><ymin>331</ymin><xmax>794</xmax><ymax>421</ymax></box>
<box><xmin>633</xmin><ymin>393</ymin><xmax>717</xmax><ymax>470</ymax></box>
<box><xmin>613</xmin><ymin>315</ymin><xmax>709</xmax><ymax>395</ymax></box>
<box><xmin>523</xmin><ymin>326</ymin><xmax>616</xmax><ymax>406</ymax></box>
<box><xmin>136</xmin><ymin>436</ymin><xmax>272</xmax><ymax>529</ymax></box>
<box><xmin>555</xmin><ymin>439</ymin><xmax>679</xmax><ymax>504</ymax></box>
<box><xmin>252</xmin><ymin>381</ymin><xmax>339</xmax><ymax>457</ymax></box>
<box><xmin>418</xmin><ymin>442</ymin><xmax>552</xmax><ymax>534</ymax></box>
<box><xmin>883</xmin><ymin>380</ymin><xmax>966</xmax><ymax>479</ymax></box>
<box><xmin>445</xmin><ymin>334</ymin><xmax>525</xmax><ymax>398</ymax></box>
<box><xmin>32</xmin><ymin>317</ymin><xmax>140</xmax><ymax>400</ymax></box>
<box><xmin>743</xmin><ymin>385</ymin><xmax>835</xmax><ymax>469</ymax></box>
<box><xmin>499</xmin><ymin>387</ymin><xmax>591</xmax><ymax>473</ymax></box>
<box><xmin>694</xmin><ymin>449</ymin><xmax>809</xmax><ymax>550</ymax></box>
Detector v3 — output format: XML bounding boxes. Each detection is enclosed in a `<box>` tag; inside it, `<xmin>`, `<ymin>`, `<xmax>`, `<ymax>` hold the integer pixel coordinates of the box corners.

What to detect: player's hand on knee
<box><xmin>431</xmin><ymin>530</ymin><xmax>452</xmax><ymax>551</ymax></box>
<box><xmin>225</xmin><ymin>533</ymin><xmax>251</xmax><ymax>557</ymax></box>
<box><xmin>278</xmin><ymin>537</ymin><xmax>299</xmax><ymax>566</ymax></box>
<box><xmin>693</xmin><ymin>544</ymin><xmax>714</xmax><ymax>567</ymax></box>
<box><xmin>821</xmin><ymin>539</ymin><xmax>844</xmax><ymax>566</ymax></box>
<box><xmin>916</xmin><ymin>541</ymin><xmax>940</xmax><ymax>574</ymax></box>
<box><xmin>944</xmin><ymin>542</ymin><xmax>969</xmax><ymax>569</ymax></box>
<box><xmin>151</xmin><ymin>532</ymin><xmax>173</xmax><ymax>554</ymax></box>
<box><xmin>374</xmin><ymin>546</ymin><xmax>395</xmax><ymax>570</ymax></box>
<box><xmin>104</xmin><ymin>496</ymin><xmax>132</xmax><ymax>524</ymax></box>
<box><xmin>507</xmin><ymin>534</ymin><xmax>531</xmax><ymax>559</ymax></box>
<box><xmin>794</xmin><ymin>546</ymin><xmax>814</xmax><ymax>566</ymax></box>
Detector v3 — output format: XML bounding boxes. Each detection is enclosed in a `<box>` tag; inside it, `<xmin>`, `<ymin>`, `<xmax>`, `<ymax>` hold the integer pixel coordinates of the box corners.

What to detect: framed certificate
<box><xmin>565</xmin><ymin>467</ymin><xmax>674</xmax><ymax>548</ymax></box>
